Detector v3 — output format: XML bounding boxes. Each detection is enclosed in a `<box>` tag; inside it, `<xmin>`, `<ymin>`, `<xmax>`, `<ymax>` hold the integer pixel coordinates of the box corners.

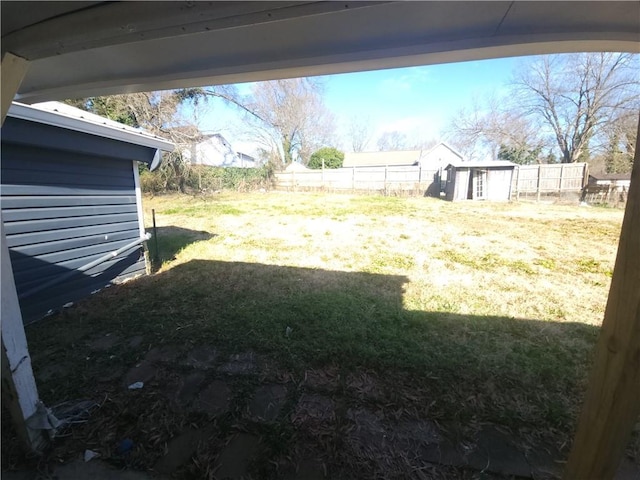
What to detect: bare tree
<box><xmin>377</xmin><ymin>130</ymin><xmax>408</xmax><ymax>151</ymax></box>
<box><xmin>446</xmin><ymin>96</ymin><xmax>544</xmax><ymax>162</ymax></box>
<box><xmin>66</xmin><ymin>89</ymin><xmax>205</xmax><ymax>191</ymax></box>
<box><xmin>601</xmin><ymin>111</ymin><xmax>639</xmax><ymax>173</ymax></box>
<box><xmin>228</xmin><ymin>78</ymin><xmax>335</xmax><ymax>166</ymax></box>
<box><xmin>513</xmin><ymin>53</ymin><xmax>639</xmax><ymax>163</ymax></box>
<box><xmin>348</xmin><ymin>115</ymin><xmax>373</xmax><ymax>152</ymax></box>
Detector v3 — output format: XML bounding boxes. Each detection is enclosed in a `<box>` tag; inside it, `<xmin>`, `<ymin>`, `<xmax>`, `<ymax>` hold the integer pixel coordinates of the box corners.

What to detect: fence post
<box><xmin>583</xmin><ymin>162</ymin><xmax>590</xmax><ymax>188</ymax></box>
<box><xmin>292</xmin><ymin>170</ymin><xmax>295</xmax><ymax>192</ymax></box>
<box><xmin>321</xmin><ymin>159</ymin><xmax>325</xmax><ymax>189</ymax></box>
<box><xmin>514</xmin><ymin>166</ymin><xmax>520</xmax><ymax>200</ymax></box>
<box><xmin>536</xmin><ymin>165</ymin><xmax>542</xmax><ymax>202</ymax></box>
<box><xmin>384</xmin><ymin>165</ymin><xmax>388</xmax><ymax>194</ymax></box>
<box><xmin>352</xmin><ymin>166</ymin><xmax>356</xmax><ymax>192</ymax></box>
<box><xmin>559</xmin><ymin>164</ymin><xmax>565</xmax><ymax>199</ymax></box>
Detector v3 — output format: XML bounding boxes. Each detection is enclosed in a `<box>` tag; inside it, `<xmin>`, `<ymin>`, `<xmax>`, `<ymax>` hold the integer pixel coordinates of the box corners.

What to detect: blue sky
<box><xmin>195</xmin><ymin>56</ymin><xmax>522</xmax><ymax>155</ymax></box>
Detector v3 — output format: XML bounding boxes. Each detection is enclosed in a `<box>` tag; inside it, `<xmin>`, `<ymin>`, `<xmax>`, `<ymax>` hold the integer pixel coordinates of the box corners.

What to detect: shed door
<box><xmin>471</xmin><ymin>169</ymin><xmax>487</xmax><ymax>200</ymax></box>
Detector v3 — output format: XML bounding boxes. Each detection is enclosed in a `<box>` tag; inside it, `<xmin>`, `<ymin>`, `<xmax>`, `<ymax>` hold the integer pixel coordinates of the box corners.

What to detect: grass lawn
<box><xmin>9</xmin><ymin>192</ymin><xmax>633</xmax><ymax>478</ymax></box>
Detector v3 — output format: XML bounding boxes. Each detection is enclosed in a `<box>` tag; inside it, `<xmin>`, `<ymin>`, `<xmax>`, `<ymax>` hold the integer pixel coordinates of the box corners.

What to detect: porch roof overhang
<box><xmin>1</xmin><ymin>1</ymin><xmax>638</xmax><ymax>104</ymax></box>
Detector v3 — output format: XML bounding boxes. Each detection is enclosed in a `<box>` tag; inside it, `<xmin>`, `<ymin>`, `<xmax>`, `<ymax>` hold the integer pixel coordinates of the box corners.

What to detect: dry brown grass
<box><xmin>6</xmin><ymin>191</ymin><xmax>626</xmax><ymax>479</ymax></box>
<box><xmin>145</xmin><ymin>191</ymin><xmax>622</xmax><ymax>327</ymax></box>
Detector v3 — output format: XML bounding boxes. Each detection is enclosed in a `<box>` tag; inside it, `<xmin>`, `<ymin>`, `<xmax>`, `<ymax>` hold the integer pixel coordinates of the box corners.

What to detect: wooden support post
<box><xmin>1</xmin><ymin>52</ymin><xmax>29</xmax><ymax>123</ymax></box>
<box><xmin>0</xmin><ymin>51</ymin><xmax>45</xmax><ymax>454</ymax></box>
<box><xmin>564</xmin><ymin>118</ymin><xmax>640</xmax><ymax>479</ymax></box>
<box><xmin>1</xmin><ymin>218</ymin><xmax>46</xmax><ymax>453</ymax></box>
<box><xmin>536</xmin><ymin>164</ymin><xmax>541</xmax><ymax>202</ymax></box>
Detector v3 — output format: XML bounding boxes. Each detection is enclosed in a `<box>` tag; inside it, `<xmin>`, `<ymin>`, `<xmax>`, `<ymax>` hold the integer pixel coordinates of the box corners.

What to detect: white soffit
<box><xmin>2</xmin><ymin>1</ymin><xmax>638</xmax><ymax>103</ymax></box>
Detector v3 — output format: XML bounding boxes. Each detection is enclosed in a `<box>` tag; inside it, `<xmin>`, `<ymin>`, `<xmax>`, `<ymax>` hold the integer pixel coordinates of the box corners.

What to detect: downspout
<box><xmin>18</xmin><ymin>233</ymin><xmax>151</xmax><ymax>300</ymax></box>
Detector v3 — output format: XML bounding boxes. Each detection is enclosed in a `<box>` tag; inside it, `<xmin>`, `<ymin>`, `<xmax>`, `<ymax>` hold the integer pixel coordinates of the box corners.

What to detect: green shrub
<box><xmin>308</xmin><ymin>147</ymin><xmax>344</xmax><ymax>169</ymax></box>
<box><xmin>140</xmin><ymin>164</ymin><xmax>273</xmax><ymax>193</ymax></box>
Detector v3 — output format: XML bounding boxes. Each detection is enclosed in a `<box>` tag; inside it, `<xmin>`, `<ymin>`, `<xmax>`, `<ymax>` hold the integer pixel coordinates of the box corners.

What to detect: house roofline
<box><xmin>7</xmin><ymin>102</ymin><xmax>174</xmax><ymax>152</ymax></box>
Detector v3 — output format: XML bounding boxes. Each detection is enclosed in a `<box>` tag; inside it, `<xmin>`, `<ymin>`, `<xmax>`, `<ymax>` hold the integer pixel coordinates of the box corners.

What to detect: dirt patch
<box><xmin>123</xmin><ymin>346</ymin><xmax>181</xmax><ymax>388</ymax></box>
<box><xmin>346</xmin><ymin>408</ymin><xmax>387</xmax><ymax>455</ymax></box>
<box><xmin>122</xmin><ymin>361</ymin><xmax>157</xmax><ymax>388</ymax></box>
<box><xmin>154</xmin><ymin>428</ymin><xmax>209</xmax><ymax>475</ymax></box>
<box><xmin>174</xmin><ymin>372</ymin><xmax>207</xmax><ymax>407</ymax></box>
<box><xmin>292</xmin><ymin>394</ymin><xmax>336</xmax><ymax>425</ymax></box>
<box><xmin>248</xmin><ymin>384</ymin><xmax>288</xmax><ymax>422</ymax></box>
<box><xmin>126</xmin><ymin>336</ymin><xmax>144</xmax><ymax>349</ymax></box>
<box><xmin>87</xmin><ymin>334</ymin><xmax>120</xmax><ymax>351</ymax></box>
<box><xmin>464</xmin><ymin>426</ymin><xmax>544</xmax><ymax>478</ymax></box>
<box><xmin>284</xmin><ymin>456</ymin><xmax>327</xmax><ymax>480</ymax></box>
<box><xmin>36</xmin><ymin>363</ymin><xmax>71</xmax><ymax>383</ymax></box>
<box><xmin>218</xmin><ymin>351</ymin><xmax>257</xmax><ymax>375</ymax></box>
<box><xmin>97</xmin><ymin>368</ymin><xmax>124</xmax><ymax>383</ymax></box>
<box><xmin>302</xmin><ymin>368</ymin><xmax>340</xmax><ymax>392</ymax></box>
<box><xmin>4</xmin><ymin>459</ymin><xmax>154</xmax><ymax>480</ymax></box>
<box><xmin>214</xmin><ymin>433</ymin><xmax>261</xmax><ymax>480</ymax></box>
<box><xmin>144</xmin><ymin>345</ymin><xmax>181</xmax><ymax>363</ymax></box>
<box><xmin>190</xmin><ymin>380</ymin><xmax>231</xmax><ymax>416</ymax></box>
<box><xmin>390</xmin><ymin>419</ymin><xmax>441</xmax><ymax>447</ymax></box>
<box><xmin>180</xmin><ymin>345</ymin><xmax>218</xmax><ymax>369</ymax></box>
<box><xmin>346</xmin><ymin>372</ymin><xmax>383</xmax><ymax>401</ymax></box>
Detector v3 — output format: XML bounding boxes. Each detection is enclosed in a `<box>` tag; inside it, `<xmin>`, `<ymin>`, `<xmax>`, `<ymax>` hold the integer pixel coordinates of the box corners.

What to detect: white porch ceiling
<box><xmin>1</xmin><ymin>1</ymin><xmax>639</xmax><ymax>102</ymax></box>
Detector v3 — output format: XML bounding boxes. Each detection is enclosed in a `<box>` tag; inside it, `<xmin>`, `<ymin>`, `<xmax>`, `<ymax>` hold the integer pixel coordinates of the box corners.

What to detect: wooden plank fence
<box><xmin>275</xmin><ymin>162</ymin><xmax>589</xmax><ymax>199</ymax></box>
<box><xmin>512</xmin><ymin>163</ymin><xmax>588</xmax><ymax>201</ymax></box>
<box><xmin>275</xmin><ymin>165</ymin><xmax>441</xmax><ymax>194</ymax></box>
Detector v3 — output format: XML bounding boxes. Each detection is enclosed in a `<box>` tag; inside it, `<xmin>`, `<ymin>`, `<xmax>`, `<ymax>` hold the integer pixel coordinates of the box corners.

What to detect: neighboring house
<box><xmin>445</xmin><ymin>160</ymin><xmax>516</xmax><ymax>201</ymax></box>
<box><xmin>588</xmin><ymin>172</ymin><xmax>631</xmax><ymax>189</ymax></box>
<box><xmin>186</xmin><ymin>133</ymin><xmax>257</xmax><ymax>168</ymax></box>
<box><xmin>343</xmin><ymin>142</ymin><xmax>463</xmax><ymax>168</ymax></box>
<box><xmin>1</xmin><ymin>101</ymin><xmax>173</xmax><ymax>324</ymax></box>
<box><xmin>417</xmin><ymin>142</ymin><xmax>464</xmax><ymax>168</ymax></box>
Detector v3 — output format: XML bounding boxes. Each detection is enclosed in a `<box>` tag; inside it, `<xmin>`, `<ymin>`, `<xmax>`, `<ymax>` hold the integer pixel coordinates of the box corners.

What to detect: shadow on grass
<box><xmin>24</xmin><ymin>258</ymin><xmax>598</xmax><ymax>435</ymax></box>
<box><xmin>148</xmin><ymin>226</ymin><xmax>216</xmax><ymax>269</ymax></box>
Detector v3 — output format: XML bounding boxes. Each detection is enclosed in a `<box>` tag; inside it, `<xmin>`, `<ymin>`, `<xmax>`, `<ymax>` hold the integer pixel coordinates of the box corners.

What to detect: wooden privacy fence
<box><xmin>275</xmin><ymin>165</ymin><xmax>441</xmax><ymax>194</ymax></box>
<box><xmin>275</xmin><ymin>162</ymin><xmax>589</xmax><ymax>199</ymax></box>
<box><xmin>512</xmin><ymin>163</ymin><xmax>588</xmax><ymax>200</ymax></box>
<box><xmin>581</xmin><ymin>183</ymin><xmax>628</xmax><ymax>206</ymax></box>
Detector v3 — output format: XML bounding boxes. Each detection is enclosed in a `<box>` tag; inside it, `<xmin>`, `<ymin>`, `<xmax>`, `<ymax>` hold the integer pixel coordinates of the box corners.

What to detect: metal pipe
<box><xmin>18</xmin><ymin>233</ymin><xmax>151</xmax><ymax>300</ymax></box>
<box><xmin>152</xmin><ymin>209</ymin><xmax>159</xmax><ymax>264</ymax></box>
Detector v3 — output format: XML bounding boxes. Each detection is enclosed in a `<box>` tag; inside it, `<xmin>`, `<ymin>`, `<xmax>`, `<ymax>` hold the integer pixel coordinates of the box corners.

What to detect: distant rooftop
<box><xmin>589</xmin><ymin>172</ymin><xmax>631</xmax><ymax>181</ymax></box>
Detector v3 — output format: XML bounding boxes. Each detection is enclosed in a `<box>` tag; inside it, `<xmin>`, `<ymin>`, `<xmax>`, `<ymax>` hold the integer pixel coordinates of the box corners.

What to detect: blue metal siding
<box><xmin>1</xmin><ymin>117</ymin><xmax>148</xmax><ymax>324</ymax></box>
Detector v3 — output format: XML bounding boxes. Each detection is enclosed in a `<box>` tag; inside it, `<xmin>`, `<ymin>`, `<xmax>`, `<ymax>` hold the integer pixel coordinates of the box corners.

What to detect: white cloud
<box><xmin>379</xmin><ymin>67</ymin><xmax>432</xmax><ymax>94</ymax></box>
